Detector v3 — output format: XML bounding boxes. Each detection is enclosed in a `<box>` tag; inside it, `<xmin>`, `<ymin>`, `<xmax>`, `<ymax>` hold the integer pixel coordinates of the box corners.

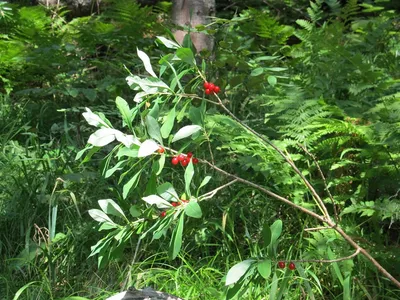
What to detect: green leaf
<box><xmin>160</xmin><ymin>107</ymin><xmax>176</xmax><ymax>138</ymax></box>
<box><xmin>98</xmin><ymin>199</ymin><xmax>126</xmax><ymax>219</ymax></box>
<box><xmin>12</xmin><ymin>281</ymin><xmax>40</xmax><ymax>300</ymax></box>
<box><xmin>169</xmin><ymin>213</ymin><xmax>185</xmax><ymax>259</ymax></box>
<box><xmin>176</xmin><ymin>47</ymin><xmax>195</xmax><ymax>65</ymax></box>
<box><xmin>156</xmin><ymin>154</ymin><xmax>165</xmax><ymax>175</ymax></box>
<box><xmin>129</xmin><ymin>205</ymin><xmax>141</xmax><ymax>218</ymax></box>
<box><xmin>137</xmin><ymin>48</ymin><xmax>157</xmax><ymax>77</ymax></box>
<box><xmin>184</xmin><ymin>160</ymin><xmax>194</xmax><ymax>196</ymax></box>
<box><xmin>157</xmin><ymin>36</ymin><xmax>181</xmax><ymax>49</ymax></box>
<box><xmin>268</xmin><ymin>75</ymin><xmax>277</xmax><ymax>86</ymax></box>
<box><xmin>225</xmin><ymin>259</ymin><xmax>255</xmax><ymax>286</ymax></box>
<box><xmin>138</xmin><ymin>139</ymin><xmax>159</xmax><ymax>157</ymax></box>
<box><xmin>184</xmin><ymin>201</ymin><xmax>202</xmax><ymax>218</ymax></box>
<box><xmin>270</xmin><ymin>220</ymin><xmax>283</xmax><ymax>244</ymax></box>
<box><xmin>157</xmin><ymin>182</ymin><xmax>179</xmax><ymax>202</ymax></box>
<box><xmin>172</xmin><ymin>125</ymin><xmax>202</xmax><ymax>143</ymax></box>
<box><xmin>262</xmin><ymin>223</ymin><xmax>272</xmax><ymax>248</ymax></box>
<box><xmin>250</xmin><ymin>67</ymin><xmax>264</xmax><ymax>77</ymax></box>
<box><xmin>257</xmin><ymin>259</ymin><xmax>271</xmax><ymax>279</ymax></box>
<box><xmin>145</xmin><ymin>115</ymin><xmax>163</xmax><ymax>144</ymax></box>
<box><xmin>269</xmin><ymin>273</ymin><xmax>278</xmax><ymax>300</ymax></box>
<box><xmin>82</xmin><ymin>89</ymin><xmax>97</xmax><ymax>102</ymax></box>
<box><xmin>105</xmin><ymin>160</ymin><xmax>126</xmax><ymax>178</ymax></box>
<box><xmin>88</xmin><ymin>209</ymin><xmax>115</xmax><ymax>224</ymax></box>
<box><xmin>142</xmin><ymin>195</ymin><xmax>172</xmax><ymax>209</ymax></box>
<box><xmin>328</xmin><ymin>246</ymin><xmax>344</xmax><ymax>285</ymax></box>
<box><xmin>116</xmin><ymin>96</ymin><xmax>132</xmax><ymax>128</ymax></box>
<box><xmin>123</xmin><ymin>171</ymin><xmax>141</xmax><ymax>199</ymax></box>
<box><xmin>197</xmin><ymin>176</ymin><xmax>212</xmax><ymax>195</ymax></box>
<box><xmin>117</xmin><ymin>146</ymin><xmax>139</xmax><ymax>158</ymax></box>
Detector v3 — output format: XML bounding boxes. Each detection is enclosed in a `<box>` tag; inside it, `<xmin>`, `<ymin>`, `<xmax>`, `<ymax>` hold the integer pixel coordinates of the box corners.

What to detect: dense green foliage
<box><xmin>1</xmin><ymin>1</ymin><xmax>400</xmax><ymax>299</ymax></box>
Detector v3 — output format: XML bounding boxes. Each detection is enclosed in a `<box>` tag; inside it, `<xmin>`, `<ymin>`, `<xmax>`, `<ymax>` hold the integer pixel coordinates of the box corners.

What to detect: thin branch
<box><xmin>304</xmin><ymin>226</ymin><xmax>334</xmax><ymax>232</ymax></box>
<box><xmin>298</xmin><ymin>144</ymin><xmax>339</xmax><ymax>222</ymax></box>
<box><xmin>292</xmin><ymin>248</ymin><xmax>361</xmax><ymax>264</ymax></box>
<box><xmin>197</xmin><ymin>157</ymin><xmax>400</xmax><ymax>288</ymax></box>
<box><xmin>200</xmin><ymin>158</ymin><xmax>326</xmax><ymax>223</ymax></box>
<box><xmin>215</xmin><ymin>94</ymin><xmax>331</xmax><ymax>220</ymax></box>
<box><xmin>199</xmin><ymin>179</ymin><xmax>238</xmax><ymax>200</ymax></box>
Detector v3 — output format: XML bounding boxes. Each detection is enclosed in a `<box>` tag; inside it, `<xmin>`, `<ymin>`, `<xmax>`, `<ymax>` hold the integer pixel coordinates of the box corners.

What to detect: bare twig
<box><xmin>197</xmin><ymin>158</ymin><xmax>400</xmax><ymax>288</ymax></box>
<box><xmin>291</xmin><ymin>248</ymin><xmax>361</xmax><ymax>264</ymax></box>
<box><xmin>304</xmin><ymin>226</ymin><xmax>333</xmax><ymax>232</ymax></box>
<box><xmin>199</xmin><ymin>179</ymin><xmax>238</xmax><ymax>200</ymax></box>
<box><xmin>214</xmin><ymin>94</ymin><xmax>331</xmax><ymax>220</ymax></box>
<box><xmin>298</xmin><ymin>144</ymin><xmax>339</xmax><ymax>222</ymax></box>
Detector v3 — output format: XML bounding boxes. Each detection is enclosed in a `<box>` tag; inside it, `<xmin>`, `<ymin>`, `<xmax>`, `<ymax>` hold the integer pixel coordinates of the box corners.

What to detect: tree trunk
<box><xmin>172</xmin><ymin>0</ymin><xmax>215</xmax><ymax>53</ymax></box>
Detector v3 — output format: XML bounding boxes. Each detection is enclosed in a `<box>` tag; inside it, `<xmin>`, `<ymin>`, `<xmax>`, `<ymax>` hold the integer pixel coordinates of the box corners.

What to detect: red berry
<box><xmin>278</xmin><ymin>261</ymin><xmax>285</xmax><ymax>269</ymax></box>
<box><xmin>171</xmin><ymin>157</ymin><xmax>179</xmax><ymax>165</ymax></box>
<box><xmin>181</xmin><ymin>158</ymin><xmax>189</xmax><ymax>167</ymax></box>
<box><xmin>160</xmin><ymin>211</ymin><xmax>166</xmax><ymax>218</ymax></box>
<box><xmin>208</xmin><ymin>83</ymin><xmax>215</xmax><ymax>91</ymax></box>
<box><xmin>288</xmin><ymin>262</ymin><xmax>296</xmax><ymax>270</ymax></box>
<box><xmin>213</xmin><ymin>86</ymin><xmax>220</xmax><ymax>93</ymax></box>
<box><xmin>158</xmin><ymin>146</ymin><xmax>165</xmax><ymax>154</ymax></box>
<box><xmin>178</xmin><ymin>154</ymin><xmax>186</xmax><ymax>162</ymax></box>
<box><xmin>203</xmin><ymin>82</ymin><xmax>210</xmax><ymax>89</ymax></box>
<box><xmin>192</xmin><ymin>157</ymin><xmax>199</xmax><ymax>164</ymax></box>
<box><xmin>187</xmin><ymin>152</ymin><xmax>193</xmax><ymax>158</ymax></box>
<box><xmin>205</xmin><ymin>89</ymin><xmax>211</xmax><ymax>95</ymax></box>
<box><xmin>171</xmin><ymin>202</ymin><xmax>180</xmax><ymax>207</ymax></box>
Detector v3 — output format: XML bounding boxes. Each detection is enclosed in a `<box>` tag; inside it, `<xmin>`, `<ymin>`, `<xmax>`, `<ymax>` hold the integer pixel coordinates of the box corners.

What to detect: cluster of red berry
<box><xmin>278</xmin><ymin>261</ymin><xmax>296</xmax><ymax>270</ymax></box>
<box><xmin>160</xmin><ymin>199</ymin><xmax>188</xmax><ymax>218</ymax></box>
<box><xmin>203</xmin><ymin>81</ymin><xmax>221</xmax><ymax>95</ymax></box>
<box><xmin>171</xmin><ymin>152</ymin><xmax>199</xmax><ymax>167</ymax></box>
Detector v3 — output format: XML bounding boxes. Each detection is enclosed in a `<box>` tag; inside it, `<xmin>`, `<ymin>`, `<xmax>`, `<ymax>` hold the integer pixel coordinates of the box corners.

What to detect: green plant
<box><xmin>79</xmin><ymin>31</ymin><xmax>400</xmax><ymax>300</ymax></box>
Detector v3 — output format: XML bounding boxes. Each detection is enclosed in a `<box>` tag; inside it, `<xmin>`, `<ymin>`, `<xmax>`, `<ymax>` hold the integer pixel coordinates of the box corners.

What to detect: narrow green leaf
<box><xmin>105</xmin><ymin>160</ymin><xmax>126</xmax><ymax>178</ymax></box>
<box><xmin>157</xmin><ymin>182</ymin><xmax>179</xmax><ymax>202</ymax></box>
<box><xmin>172</xmin><ymin>125</ymin><xmax>202</xmax><ymax>143</ymax></box>
<box><xmin>270</xmin><ymin>220</ymin><xmax>283</xmax><ymax>244</ymax></box>
<box><xmin>343</xmin><ymin>275</ymin><xmax>351</xmax><ymax>300</ymax></box>
<box><xmin>98</xmin><ymin>199</ymin><xmax>126</xmax><ymax>219</ymax></box>
<box><xmin>328</xmin><ymin>247</ymin><xmax>344</xmax><ymax>285</ymax></box>
<box><xmin>225</xmin><ymin>259</ymin><xmax>255</xmax><ymax>286</ymax></box>
<box><xmin>184</xmin><ymin>160</ymin><xmax>194</xmax><ymax>196</ymax></box>
<box><xmin>137</xmin><ymin>48</ymin><xmax>157</xmax><ymax>77</ymax></box>
<box><xmin>169</xmin><ymin>213</ymin><xmax>185</xmax><ymax>259</ymax></box>
<box><xmin>145</xmin><ymin>115</ymin><xmax>163</xmax><ymax>144</ymax></box>
<box><xmin>123</xmin><ymin>171</ymin><xmax>141</xmax><ymax>199</ymax></box>
<box><xmin>250</xmin><ymin>67</ymin><xmax>264</xmax><ymax>77</ymax></box>
<box><xmin>88</xmin><ymin>209</ymin><xmax>114</xmax><ymax>224</ymax></box>
<box><xmin>262</xmin><ymin>223</ymin><xmax>272</xmax><ymax>248</ymax></box>
<box><xmin>160</xmin><ymin>107</ymin><xmax>176</xmax><ymax>138</ymax></box>
<box><xmin>197</xmin><ymin>176</ymin><xmax>212</xmax><ymax>196</ymax></box>
<box><xmin>156</xmin><ymin>154</ymin><xmax>165</xmax><ymax>175</ymax></box>
<box><xmin>269</xmin><ymin>273</ymin><xmax>278</xmax><ymax>300</ymax></box>
<box><xmin>12</xmin><ymin>281</ymin><xmax>40</xmax><ymax>300</ymax></box>
<box><xmin>116</xmin><ymin>96</ymin><xmax>132</xmax><ymax>128</ymax></box>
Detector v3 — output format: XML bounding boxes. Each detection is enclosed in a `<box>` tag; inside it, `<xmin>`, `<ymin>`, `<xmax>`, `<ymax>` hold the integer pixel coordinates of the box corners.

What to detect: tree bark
<box><xmin>172</xmin><ymin>0</ymin><xmax>215</xmax><ymax>53</ymax></box>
